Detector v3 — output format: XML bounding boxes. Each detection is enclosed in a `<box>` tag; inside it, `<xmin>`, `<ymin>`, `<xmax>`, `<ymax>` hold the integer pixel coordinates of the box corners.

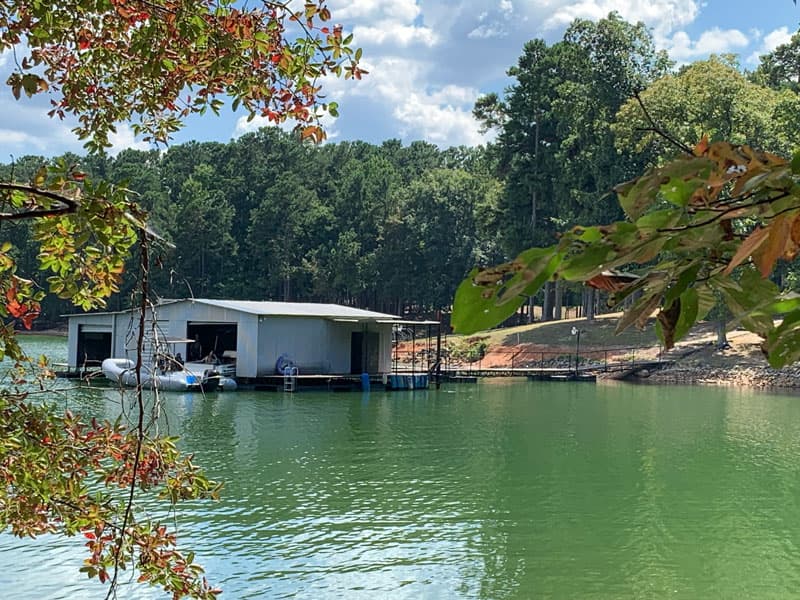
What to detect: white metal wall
<box><xmin>67</xmin><ymin>302</ymin><xmax>395</xmax><ymax>376</ymax></box>
<box><xmin>256</xmin><ymin>317</ymin><xmax>331</xmax><ymax>376</ymax></box>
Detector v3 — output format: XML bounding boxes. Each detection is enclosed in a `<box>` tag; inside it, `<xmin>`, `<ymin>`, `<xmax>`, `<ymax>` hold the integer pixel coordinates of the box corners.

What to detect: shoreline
<box><xmin>625</xmin><ymin>362</ymin><xmax>800</xmax><ymax>389</ymax></box>
<box><xmin>18</xmin><ymin>329</ymin><xmax>67</xmax><ymax>337</ymax></box>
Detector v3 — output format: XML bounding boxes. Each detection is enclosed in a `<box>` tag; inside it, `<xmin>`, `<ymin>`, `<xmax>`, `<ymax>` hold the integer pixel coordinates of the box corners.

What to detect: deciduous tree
<box><xmin>0</xmin><ymin>0</ymin><xmax>363</xmax><ymax>597</ymax></box>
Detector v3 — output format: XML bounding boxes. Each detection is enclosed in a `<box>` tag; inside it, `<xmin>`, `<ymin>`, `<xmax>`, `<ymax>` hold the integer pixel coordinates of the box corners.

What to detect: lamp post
<box><xmin>571</xmin><ymin>326</ymin><xmax>582</xmax><ymax>376</ymax></box>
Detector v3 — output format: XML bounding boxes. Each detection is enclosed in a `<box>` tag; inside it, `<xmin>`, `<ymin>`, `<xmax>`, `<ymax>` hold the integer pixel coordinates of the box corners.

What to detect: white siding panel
<box><xmin>237</xmin><ymin>313</ymin><xmax>259</xmax><ymax>378</ymax></box>
<box><xmin>327</xmin><ymin>322</ymin><xmax>354</xmax><ymax>373</ymax></box>
<box><xmin>257</xmin><ymin>317</ymin><xmax>332</xmax><ymax>376</ymax></box>
<box><xmin>378</xmin><ymin>324</ymin><xmax>393</xmax><ymax>372</ymax></box>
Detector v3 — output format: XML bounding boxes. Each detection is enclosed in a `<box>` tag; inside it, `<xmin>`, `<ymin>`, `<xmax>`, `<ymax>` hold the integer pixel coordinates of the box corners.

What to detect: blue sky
<box><xmin>1</xmin><ymin>0</ymin><xmax>799</xmax><ymax>158</ymax></box>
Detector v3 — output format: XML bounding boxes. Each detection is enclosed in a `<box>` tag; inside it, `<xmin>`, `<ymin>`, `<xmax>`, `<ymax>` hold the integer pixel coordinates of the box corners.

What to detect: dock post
<box><xmin>435</xmin><ymin>315</ymin><xmax>442</xmax><ymax>389</ymax></box>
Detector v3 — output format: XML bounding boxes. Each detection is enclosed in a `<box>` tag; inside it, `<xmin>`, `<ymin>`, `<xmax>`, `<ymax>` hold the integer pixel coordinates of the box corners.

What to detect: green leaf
<box><xmin>452</xmin><ymin>246</ymin><xmax>563</xmax><ymax>334</ymax></box>
<box><xmin>664</xmin><ymin>262</ymin><xmax>701</xmax><ymax>308</ymax></box>
<box><xmin>615</xmin><ymin>172</ymin><xmax>661</xmax><ymax>220</ymax></box>
<box><xmin>558</xmin><ymin>243</ymin><xmax>614</xmax><ymax>281</ymax></box>
<box><xmin>713</xmin><ymin>269</ymin><xmax>778</xmax><ymax>335</ymax></box>
<box><xmin>791</xmin><ymin>150</ymin><xmax>800</xmax><ymax>175</ymax></box>
<box><xmin>695</xmin><ymin>284</ymin><xmax>717</xmax><ymax>321</ymax></box>
<box><xmin>763</xmin><ymin>310</ymin><xmax>800</xmax><ymax>368</ymax></box>
<box><xmin>635</xmin><ymin>208</ymin><xmax>682</xmax><ymax>233</ymax></box>
<box><xmin>660</xmin><ymin>176</ymin><xmax>698</xmax><ymax>207</ymax></box>
<box><xmin>673</xmin><ymin>287</ymin><xmax>699</xmax><ymax>344</ymax></box>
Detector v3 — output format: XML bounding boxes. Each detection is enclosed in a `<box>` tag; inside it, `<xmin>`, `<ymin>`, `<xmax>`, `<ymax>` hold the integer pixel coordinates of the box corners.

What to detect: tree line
<box><xmin>8</xmin><ymin>12</ymin><xmax>800</xmax><ymax>328</ymax></box>
<box><xmin>2</xmin><ymin>135</ymin><xmax>503</xmax><ymax>325</ymax></box>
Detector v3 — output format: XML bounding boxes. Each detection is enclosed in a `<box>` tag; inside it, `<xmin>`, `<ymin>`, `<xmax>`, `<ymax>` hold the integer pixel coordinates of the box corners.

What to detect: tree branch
<box><xmin>0</xmin><ymin>183</ymin><xmax>78</xmax><ymax>220</ymax></box>
<box><xmin>106</xmin><ymin>228</ymin><xmax>150</xmax><ymax>599</ymax></box>
<box><xmin>658</xmin><ymin>191</ymin><xmax>791</xmax><ymax>233</ymax></box>
<box><xmin>634</xmin><ymin>92</ymin><xmax>694</xmax><ymax>155</ymax></box>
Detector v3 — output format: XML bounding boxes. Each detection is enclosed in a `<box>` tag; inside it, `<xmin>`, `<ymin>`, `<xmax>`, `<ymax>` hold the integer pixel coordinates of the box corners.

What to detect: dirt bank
<box><xmin>399</xmin><ymin>315</ymin><xmax>800</xmax><ymax>389</ymax></box>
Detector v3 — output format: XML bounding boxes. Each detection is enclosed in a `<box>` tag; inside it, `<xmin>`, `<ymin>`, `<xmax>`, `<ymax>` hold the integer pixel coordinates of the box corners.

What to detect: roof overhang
<box><xmin>329</xmin><ymin>318</ymin><xmax>439</xmax><ymax>326</ymax></box>
<box><xmin>377</xmin><ymin>319</ymin><xmax>440</xmax><ymax>326</ymax></box>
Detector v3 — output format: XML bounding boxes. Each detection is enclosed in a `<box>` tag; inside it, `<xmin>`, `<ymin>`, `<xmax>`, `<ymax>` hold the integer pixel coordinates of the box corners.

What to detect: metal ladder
<box><xmin>283</xmin><ymin>366</ymin><xmax>298</xmax><ymax>392</ymax></box>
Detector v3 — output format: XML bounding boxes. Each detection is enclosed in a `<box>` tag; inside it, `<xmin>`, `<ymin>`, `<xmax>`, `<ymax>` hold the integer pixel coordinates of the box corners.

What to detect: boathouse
<box><xmin>66</xmin><ymin>299</ymin><xmax>405</xmax><ymax>379</ymax></box>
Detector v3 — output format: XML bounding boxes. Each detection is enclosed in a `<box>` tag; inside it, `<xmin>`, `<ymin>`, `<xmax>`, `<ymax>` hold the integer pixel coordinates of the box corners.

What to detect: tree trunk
<box><xmin>554</xmin><ymin>280</ymin><xmax>563</xmax><ymax>321</ymax></box>
<box><xmin>716</xmin><ymin>319</ymin><xmax>729</xmax><ymax>349</ymax></box>
<box><xmin>584</xmin><ymin>287</ymin><xmax>596</xmax><ymax>321</ymax></box>
<box><xmin>542</xmin><ymin>281</ymin><xmax>555</xmax><ymax>322</ymax></box>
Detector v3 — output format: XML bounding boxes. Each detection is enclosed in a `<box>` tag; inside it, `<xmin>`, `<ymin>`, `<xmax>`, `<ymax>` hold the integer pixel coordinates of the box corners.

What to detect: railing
<box><xmin>393</xmin><ymin>344</ymin><xmax>666</xmax><ymax>375</ymax></box>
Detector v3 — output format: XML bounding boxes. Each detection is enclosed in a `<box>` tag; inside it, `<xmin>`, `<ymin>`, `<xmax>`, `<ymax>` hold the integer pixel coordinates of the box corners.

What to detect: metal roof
<box><xmin>183</xmin><ymin>299</ymin><xmax>402</xmax><ymax>321</ymax></box>
<box><xmin>65</xmin><ymin>299</ymin><xmax>442</xmax><ymax>325</ymax></box>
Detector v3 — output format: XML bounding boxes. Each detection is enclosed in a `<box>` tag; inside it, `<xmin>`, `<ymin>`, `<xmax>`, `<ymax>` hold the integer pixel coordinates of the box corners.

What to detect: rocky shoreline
<box><xmin>611</xmin><ymin>345</ymin><xmax>800</xmax><ymax>389</ymax></box>
<box><xmin>635</xmin><ymin>363</ymin><xmax>800</xmax><ymax>388</ymax></box>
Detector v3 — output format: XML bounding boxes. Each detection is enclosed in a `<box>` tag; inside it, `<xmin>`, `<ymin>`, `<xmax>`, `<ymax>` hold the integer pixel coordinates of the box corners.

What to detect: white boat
<box><xmin>101</xmin><ymin>358</ymin><xmax>237</xmax><ymax>392</ymax></box>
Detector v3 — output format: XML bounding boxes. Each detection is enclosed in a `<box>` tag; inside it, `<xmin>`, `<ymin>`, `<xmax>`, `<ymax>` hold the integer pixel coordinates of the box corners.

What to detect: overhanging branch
<box><xmin>0</xmin><ymin>183</ymin><xmax>78</xmax><ymax>220</ymax></box>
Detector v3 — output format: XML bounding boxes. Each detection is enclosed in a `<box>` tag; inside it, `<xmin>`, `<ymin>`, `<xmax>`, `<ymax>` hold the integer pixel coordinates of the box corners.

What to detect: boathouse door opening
<box><xmin>76</xmin><ymin>325</ymin><xmax>111</xmax><ymax>367</ymax></box>
<box><xmin>350</xmin><ymin>331</ymin><xmax>379</xmax><ymax>374</ymax></box>
<box><xmin>186</xmin><ymin>322</ymin><xmax>238</xmax><ymax>361</ymax></box>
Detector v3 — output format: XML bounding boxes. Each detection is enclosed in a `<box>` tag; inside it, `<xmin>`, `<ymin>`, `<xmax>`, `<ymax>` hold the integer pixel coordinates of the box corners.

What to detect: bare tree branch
<box><xmin>0</xmin><ymin>183</ymin><xmax>78</xmax><ymax>220</ymax></box>
<box><xmin>634</xmin><ymin>92</ymin><xmax>694</xmax><ymax>156</ymax></box>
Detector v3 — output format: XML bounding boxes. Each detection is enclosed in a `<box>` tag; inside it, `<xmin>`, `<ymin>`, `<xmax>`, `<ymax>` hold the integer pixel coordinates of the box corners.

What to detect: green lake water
<box><xmin>4</xmin><ymin>336</ymin><xmax>800</xmax><ymax>598</ymax></box>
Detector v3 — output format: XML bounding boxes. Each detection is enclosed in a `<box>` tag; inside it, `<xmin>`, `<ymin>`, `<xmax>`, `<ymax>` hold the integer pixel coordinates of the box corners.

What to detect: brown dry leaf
<box><xmin>753</xmin><ymin>212</ymin><xmax>794</xmax><ymax>277</ymax></box>
<box><xmin>693</xmin><ymin>134</ymin><xmax>709</xmax><ymax>157</ymax></box>
<box><xmin>783</xmin><ymin>213</ymin><xmax>800</xmax><ymax>261</ymax></box>
<box><xmin>724</xmin><ymin>226</ymin><xmax>770</xmax><ymax>275</ymax></box>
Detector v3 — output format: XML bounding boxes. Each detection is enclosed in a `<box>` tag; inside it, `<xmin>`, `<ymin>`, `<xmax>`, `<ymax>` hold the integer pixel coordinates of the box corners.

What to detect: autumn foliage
<box><xmin>1</xmin><ymin>0</ymin><xmax>365</xmax><ymax>149</ymax></box>
<box><xmin>0</xmin><ymin>0</ymin><xmax>363</xmax><ymax>597</ymax></box>
<box><xmin>454</xmin><ymin>138</ymin><xmax>800</xmax><ymax>368</ymax></box>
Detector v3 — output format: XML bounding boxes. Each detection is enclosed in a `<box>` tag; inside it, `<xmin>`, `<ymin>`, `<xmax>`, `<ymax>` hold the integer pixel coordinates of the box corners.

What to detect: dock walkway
<box><xmin>440</xmin><ymin>359</ymin><xmax>670</xmax><ymax>381</ymax></box>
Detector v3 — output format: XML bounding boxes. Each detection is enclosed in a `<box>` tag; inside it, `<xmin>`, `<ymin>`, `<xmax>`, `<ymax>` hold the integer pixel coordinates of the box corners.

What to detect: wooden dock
<box><xmin>439</xmin><ymin>360</ymin><xmax>671</xmax><ymax>382</ymax></box>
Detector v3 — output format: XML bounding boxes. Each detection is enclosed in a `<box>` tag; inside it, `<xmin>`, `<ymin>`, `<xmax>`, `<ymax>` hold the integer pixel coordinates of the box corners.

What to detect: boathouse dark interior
<box><xmin>186</xmin><ymin>322</ymin><xmax>238</xmax><ymax>360</ymax></box>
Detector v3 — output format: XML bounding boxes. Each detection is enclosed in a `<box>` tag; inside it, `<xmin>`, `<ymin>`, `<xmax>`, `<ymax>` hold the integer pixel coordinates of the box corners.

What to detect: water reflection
<box><xmin>6</xmin><ymin>336</ymin><xmax>800</xmax><ymax>598</ymax></box>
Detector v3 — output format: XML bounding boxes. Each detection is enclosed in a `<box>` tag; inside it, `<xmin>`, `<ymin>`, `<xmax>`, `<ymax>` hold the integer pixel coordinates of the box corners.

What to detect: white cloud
<box><xmin>468</xmin><ymin>0</ymin><xmax>516</xmax><ymax>39</ymax></box>
<box><xmin>393</xmin><ymin>94</ymin><xmax>492</xmax><ymax>146</ymax></box>
<box><xmin>662</xmin><ymin>27</ymin><xmax>749</xmax><ymax>62</ymax></box>
<box><xmin>232</xmin><ymin>111</ymin><xmax>340</xmax><ymax>143</ymax></box>
<box><xmin>763</xmin><ymin>27</ymin><xmax>793</xmax><ymax>52</ymax></box>
<box><xmin>745</xmin><ymin>26</ymin><xmax>794</xmax><ymax>64</ymax></box>
<box><xmin>468</xmin><ymin>23</ymin><xmax>509</xmax><ymax>39</ymax></box>
<box><xmin>329</xmin><ymin>0</ymin><xmax>420</xmax><ymax>22</ymax></box>
<box><xmin>354</xmin><ymin>23</ymin><xmax>439</xmax><ymax>47</ymax></box>
<box><xmin>541</xmin><ymin>0</ymin><xmax>700</xmax><ymax>35</ymax></box>
<box><xmin>0</xmin><ymin>95</ymin><xmax>83</xmax><ymax>158</ymax></box>
<box><xmin>339</xmin><ymin>56</ymin><xmax>491</xmax><ymax>146</ymax></box>
<box><xmin>107</xmin><ymin>124</ymin><xmax>150</xmax><ymax>157</ymax></box>
<box><xmin>233</xmin><ymin>114</ymin><xmax>273</xmax><ymax>137</ymax></box>
<box><xmin>0</xmin><ymin>128</ymin><xmax>41</xmax><ymax>147</ymax></box>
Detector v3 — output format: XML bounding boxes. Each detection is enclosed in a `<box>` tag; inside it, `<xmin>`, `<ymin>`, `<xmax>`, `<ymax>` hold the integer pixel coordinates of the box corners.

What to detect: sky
<box><xmin>1</xmin><ymin>0</ymin><xmax>799</xmax><ymax>158</ymax></box>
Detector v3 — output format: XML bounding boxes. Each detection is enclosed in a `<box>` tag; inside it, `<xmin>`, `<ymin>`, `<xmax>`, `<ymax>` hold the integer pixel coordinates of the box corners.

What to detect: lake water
<box><xmin>4</xmin><ymin>336</ymin><xmax>800</xmax><ymax>598</ymax></box>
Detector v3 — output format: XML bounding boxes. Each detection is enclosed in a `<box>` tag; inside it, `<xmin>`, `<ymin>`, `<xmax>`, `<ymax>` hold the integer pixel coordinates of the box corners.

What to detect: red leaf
<box><xmin>21</xmin><ymin>310</ymin><xmax>39</xmax><ymax>330</ymax></box>
<box><xmin>7</xmin><ymin>297</ymin><xmax>26</xmax><ymax>318</ymax></box>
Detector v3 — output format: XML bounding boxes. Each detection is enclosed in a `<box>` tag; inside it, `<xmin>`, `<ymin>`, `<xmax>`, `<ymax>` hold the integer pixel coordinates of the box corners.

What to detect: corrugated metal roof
<box><xmin>188</xmin><ymin>299</ymin><xmax>401</xmax><ymax>320</ymax></box>
<box><xmin>65</xmin><ymin>299</ymin><xmax>434</xmax><ymax>324</ymax></box>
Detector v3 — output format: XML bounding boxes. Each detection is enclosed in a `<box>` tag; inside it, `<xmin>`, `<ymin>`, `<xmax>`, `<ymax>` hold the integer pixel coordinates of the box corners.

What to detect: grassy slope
<box><xmin>457</xmin><ymin>312</ymin><xmax>663</xmax><ymax>351</ymax></box>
